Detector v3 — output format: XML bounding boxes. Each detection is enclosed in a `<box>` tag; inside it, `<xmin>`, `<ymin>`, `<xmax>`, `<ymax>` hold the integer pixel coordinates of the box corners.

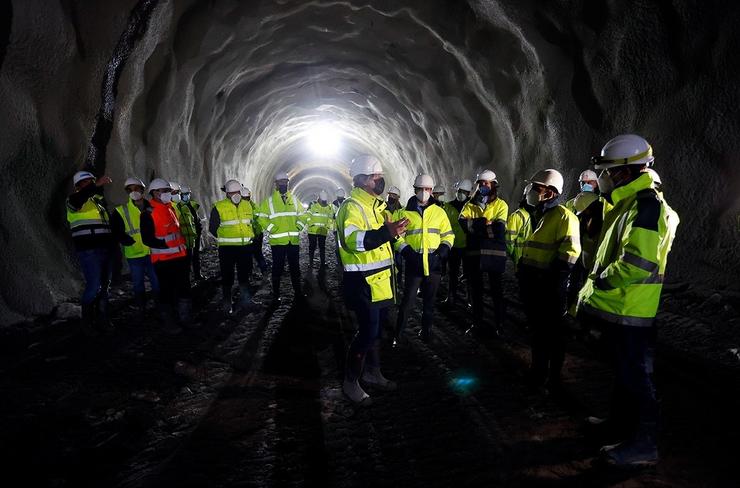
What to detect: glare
<box><xmin>449</xmin><ymin>375</ymin><xmax>478</xmax><ymax>396</ymax></box>
<box><xmin>306</xmin><ymin>124</ymin><xmax>341</xmax><ymax>157</ymax></box>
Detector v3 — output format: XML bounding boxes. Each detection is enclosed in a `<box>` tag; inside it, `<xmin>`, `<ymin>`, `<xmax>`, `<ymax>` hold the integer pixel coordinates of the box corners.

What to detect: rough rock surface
<box><xmin>1</xmin><ymin>0</ymin><xmax>740</xmax><ymax>322</ymax></box>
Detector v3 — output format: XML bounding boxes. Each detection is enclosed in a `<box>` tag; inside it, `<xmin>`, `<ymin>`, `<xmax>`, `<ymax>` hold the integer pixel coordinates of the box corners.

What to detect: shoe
<box><xmin>599</xmin><ymin>438</ymin><xmax>658</xmax><ymax>468</ymax></box>
<box><xmin>343</xmin><ymin>379</ymin><xmax>372</xmax><ymax>405</ymax></box>
<box><xmin>361</xmin><ymin>367</ymin><xmax>397</xmax><ymax>391</ymax></box>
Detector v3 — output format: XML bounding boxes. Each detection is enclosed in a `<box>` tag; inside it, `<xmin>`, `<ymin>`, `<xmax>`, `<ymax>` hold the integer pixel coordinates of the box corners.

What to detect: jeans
<box><xmin>251</xmin><ymin>233</ymin><xmax>268</xmax><ymax>273</ymax></box>
<box><xmin>447</xmin><ymin>247</ymin><xmax>464</xmax><ymax>298</ymax></box>
<box><xmin>346</xmin><ymin>303</ymin><xmax>389</xmax><ymax>381</ymax></box>
<box><xmin>465</xmin><ymin>255</ymin><xmax>504</xmax><ymax>327</ymax></box>
<box><xmin>218</xmin><ymin>245</ymin><xmax>253</xmax><ymax>295</ymax></box>
<box><xmin>308</xmin><ymin>234</ymin><xmax>327</xmax><ymax>265</ymax></box>
<box><xmin>271</xmin><ymin>244</ymin><xmax>301</xmax><ymax>297</ymax></box>
<box><xmin>396</xmin><ymin>272</ymin><xmax>442</xmax><ymax>336</ymax></box>
<box><xmin>154</xmin><ymin>257</ymin><xmax>191</xmax><ymax>306</ymax></box>
<box><xmin>128</xmin><ymin>255</ymin><xmax>160</xmax><ymax>295</ymax></box>
<box><xmin>77</xmin><ymin>248</ymin><xmax>112</xmax><ymax>305</ymax></box>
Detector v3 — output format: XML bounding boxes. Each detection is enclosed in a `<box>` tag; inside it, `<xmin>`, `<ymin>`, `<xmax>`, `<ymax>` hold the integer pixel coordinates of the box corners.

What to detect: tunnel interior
<box><xmin>2</xmin><ymin>1</ymin><xmax>740</xmax><ymax>323</ymax></box>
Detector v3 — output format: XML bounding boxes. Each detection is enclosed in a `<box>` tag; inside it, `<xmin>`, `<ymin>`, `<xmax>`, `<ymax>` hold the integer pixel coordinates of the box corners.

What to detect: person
<box><xmin>578</xmin><ymin>134</ymin><xmax>677</xmax><ymax>467</ymax></box>
<box><xmin>140</xmin><ymin>178</ymin><xmax>191</xmax><ymax>334</ymax></box>
<box><xmin>645</xmin><ymin>168</ymin><xmax>680</xmax><ymax>255</ymax></box>
<box><xmin>178</xmin><ymin>184</ymin><xmax>205</xmax><ymax>281</ymax></box>
<box><xmin>431</xmin><ymin>185</ymin><xmax>446</xmax><ymax>204</ymax></box>
<box><xmin>257</xmin><ymin>172</ymin><xmax>306</xmax><ymax>307</ymax></box>
<box><xmin>384</xmin><ymin>186</ymin><xmax>402</xmax><ymax>219</ymax></box>
<box><xmin>506</xmin><ymin>183</ymin><xmax>535</xmax><ymax>271</ymax></box>
<box><xmin>566</xmin><ymin>191</ymin><xmax>603</xmax><ymax>309</ymax></box>
<box><xmin>458</xmin><ymin>169</ymin><xmax>508</xmax><ymax>336</ymax></box>
<box><xmin>332</xmin><ymin>188</ymin><xmax>346</xmax><ymax>213</ymax></box>
<box><xmin>306</xmin><ymin>190</ymin><xmax>334</xmax><ymax>269</ymax></box>
<box><xmin>66</xmin><ymin>171</ymin><xmax>115</xmax><ymax>334</ymax></box>
<box><xmin>241</xmin><ymin>186</ymin><xmax>269</xmax><ymax>283</ymax></box>
<box><xmin>392</xmin><ymin>175</ymin><xmax>454</xmax><ymax>344</ymax></box>
<box><xmin>332</xmin><ymin>188</ymin><xmax>347</xmax><ymax>273</ymax></box>
<box><xmin>335</xmin><ymin>154</ymin><xmax>409</xmax><ymax>404</ymax></box>
<box><xmin>111</xmin><ymin>177</ymin><xmax>159</xmax><ymax>318</ymax></box>
<box><xmin>564</xmin><ymin>169</ymin><xmax>599</xmax><ymax>213</ymax></box>
<box><xmin>517</xmin><ymin>169</ymin><xmax>580</xmax><ymax>392</ymax></box>
<box><xmin>210</xmin><ymin>179</ymin><xmax>261</xmax><ymax>315</ymax></box>
<box><xmin>441</xmin><ymin>179</ymin><xmax>472</xmax><ymax>307</ymax></box>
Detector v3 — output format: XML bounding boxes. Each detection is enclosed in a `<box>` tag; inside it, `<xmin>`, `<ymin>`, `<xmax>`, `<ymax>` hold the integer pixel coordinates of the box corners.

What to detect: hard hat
<box><xmin>349</xmin><ymin>154</ymin><xmax>383</xmax><ymax>177</ymax></box>
<box><xmin>645</xmin><ymin>168</ymin><xmax>662</xmax><ymax>185</ymax></box>
<box><xmin>149</xmin><ymin>178</ymin><xmax>171</xmax><ymax>191</ymax></box>
<box><xmin>275</xmin><ymin>172</ymin><xmax>290</xmax><ymax>181</ymax></box>
<box><xmin>573</xmin><ymin>191</ymin><xmax>599</xmax><ymax>215</ymax></box>
<box><xmin>169</xmin><ymin>182</ymin><xmax>180</xmax><ymax>192</ymax></box>
<box><xmin>387</xmin><ymin>185</ymin><xmax>401</xmax><ymax>196</ymax></box>
<box><xmin>432</xmin><ymin>184</ymin><xmax>445</xmax><ymax>194</ymax></box>
<box><xmin>592</xmin><ymin>134</ymin><xmax>654</xmax><ymax>169</ymax></box>
<box><xmin>180</xmin><ymin>184</ymin><xmax>191</xmax><ymax>193</ymax></box>
<box><xmin>240</xmin><ymin>186</ymin><xmax>252</xmax><ymax>197</ymax></box>
<box><xmin>528</xmin><ymin>169</ymin><xmax>564</xmax><ymax>194</ymax></box>
<box><xmin>413</xmin><ymin>174</ymin><xmax>434</xmax><ymax>188</ymax></box>
<box><xmin>73</xmin><ymin>171</ymin><xmax>95</xmax><ymax>186</ymax></box>
<box><xmin>223</xmin><ymin>179</ymin><xmax>242</xmax><ymax>193</ymax></box>
<box><xmin>476</xmin><ymin>169</ymin><xmax>497</xmax><ymax>183</ymax></box>
<box><xmin>319</xmin><ymin>190</ymin><xmax>329</xmax><ymax>201</ymax></box>
<box><xmin>336</xmin><ymin>188</ymin><xmax>346</xmax><ymax>198</ymax></box>
<box><xmin>579</xmin><ymin>170</ymin><xmax>598</xmax><ymax>181</ymax></box>
<box><xmin>457</xmin><ymin>179</ymin><xmax>473</xmax><ymax>192</ymax></box>
<box><xmin>124</xmin><ymin>177</ymin><xmax>145</xmax><ymax>188</ymax></box>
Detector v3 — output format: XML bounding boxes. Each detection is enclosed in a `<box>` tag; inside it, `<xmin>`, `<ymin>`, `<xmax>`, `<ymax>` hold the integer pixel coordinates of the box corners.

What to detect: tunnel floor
<box><xmin>1</xmin><ymin>242</ymin><xmax>739</xmax><ymax>487</ymax></box>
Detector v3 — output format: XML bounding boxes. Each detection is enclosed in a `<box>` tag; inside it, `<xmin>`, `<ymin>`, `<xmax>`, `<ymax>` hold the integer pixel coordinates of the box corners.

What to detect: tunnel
<box><xmin>1</xmin><ymin>0</ymin><xmax>740</xmax><ymax>486</ymax></box>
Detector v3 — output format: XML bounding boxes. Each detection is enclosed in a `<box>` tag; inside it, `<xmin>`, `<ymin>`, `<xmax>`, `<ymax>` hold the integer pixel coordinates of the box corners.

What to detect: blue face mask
<box><xmin>580</xmin><ymin>182</ymin><xmax>594</xmax><ymax>193</ymax></box>
<box><xmin>478</xmin><ymin>186</ymin><xmax>491</xmax><ymax>196</ymax></box>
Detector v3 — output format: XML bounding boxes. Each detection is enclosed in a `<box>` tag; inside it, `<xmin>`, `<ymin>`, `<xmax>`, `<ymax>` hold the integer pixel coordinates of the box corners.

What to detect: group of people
<box><xmin>66</xmin><ymin>132</ymin><xmax>677</xmax><ymax>468</ymax></box>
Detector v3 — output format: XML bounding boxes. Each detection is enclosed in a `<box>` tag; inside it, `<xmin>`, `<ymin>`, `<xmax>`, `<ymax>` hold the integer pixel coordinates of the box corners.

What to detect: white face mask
<box><xmin>129</xmin><ymin>191</ymin><xmax>143</xmax><ymax>201</ymax></box>
<box><xmin>434</xmin><ymin>194</ymin><xmax>445</xmax><ymax>203</ymax></box>
<box><xmin>159</xmin><ymin>192</ymin><xmax>173</xmax><ymax>204</ymax></box>
<box><xmin>597</xmin><ymin>171</ymin><xmax>615</xmax><ymax>195</ymax></box>
<box><xmin>171</xmin><ymin>193</ymin><xmax>182</xmax><ymax>203</ymax></box>
<box><xmin>456</xmin><ymin>191</ymin><xmax>468</xmax><ymax>202</ymax></box>
<box><xmin>416</xmin><ymin>189</ymin><xmax>431</xmax><ymax>204</ymax></box>
<box><xmin>230</xmin><ymin>193</ymin><xmax>242</xmax><ymax>205</ymax></box>
<box><xmin>525</xmin><ymin>188</ymin><xmax>541</xmax><ymax>206</ymax></box>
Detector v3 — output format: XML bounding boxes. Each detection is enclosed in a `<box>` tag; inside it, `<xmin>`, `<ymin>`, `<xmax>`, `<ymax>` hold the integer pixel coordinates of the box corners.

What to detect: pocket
<box><xmin>365</xmin><ymin>268</ymin><xmax>393</xmax><ymax>302</ymax></box>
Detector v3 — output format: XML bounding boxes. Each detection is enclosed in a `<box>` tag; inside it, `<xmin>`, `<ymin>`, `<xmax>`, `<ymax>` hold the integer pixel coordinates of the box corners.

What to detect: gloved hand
<box><xmin>122</xmin><ymin>235</ymin><xmax>136</xmax><ymax>246</ymax></box>
<box><xmin>435</xmin><ymin>245</ymin><xmax>450</xmax><ymax>260</ymax></box>
<box><xmin>401</xmin><ymin>245</ymin><xmax>415</xmax><ymax>261</ymax></box>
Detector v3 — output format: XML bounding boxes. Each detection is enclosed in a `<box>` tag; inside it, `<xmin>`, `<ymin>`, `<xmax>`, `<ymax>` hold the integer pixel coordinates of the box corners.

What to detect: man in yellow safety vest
<box><xmin>306</xmin><ymin>190</ymin><xmax>335</xmax><ymax>269</ymax></box>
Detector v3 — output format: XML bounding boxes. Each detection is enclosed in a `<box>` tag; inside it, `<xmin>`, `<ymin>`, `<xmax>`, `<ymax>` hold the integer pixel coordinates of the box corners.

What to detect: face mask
<box><xmin>416</xmin><ymin>190</ymin><xmax>431</xmax><ymax>203</ymax></box>
<box><xmin>580</xmin><ymin>182</ymin><xmax>594</xmax><ymax>193</ymax></box>
<box><xmin>435</xmin><ymin>195</ymin><xmax>445</xmax><ymax>203</ymax></box>
<box><xmin>159</xmin><ymin>192</ymin><xmax>173</xmax><ymax>204</ymax></box>
<box><xmin>181</xmin><ymin>193</ymin><xmax>191</xmax><ymax>202</ymax></box>
<box><xmin>478</xmin><ymin>186</ymin><xmax>491</xmax><ymax>196</ymax></box>
<box><xmin>372</xmin><ymin>177</ymin><xmax>386</xmax><ymax>195</ymax></box>
<box><xmin>278</xmin><ymin>184</ymin><xmax>288</xmax><ymax>194</ymax></box>
<box><xmin>456</xmin><ymin>191</ymin><xmax>468</xmax><ymax>202</ymax></box>
<box><xmin>129</xmin><ymin>191</ymin><xmax>143</xmax><ymax>201</ymax></box>
<box><xmin>597</xmin><ymin>171</ymin><xmax>615</xmax><ymax>195</ymax></box>
<box><xmin>171</xmin><ymin>193</ymin><xmax>182</xmax><ymax>203</ymax></box>
<box><xmin>525</xmin><ymin>188</ymin><xmax>541</xmax><ymax>206</ymax></box>
<box><xmin>230</xmin><ymin>193</ymin><xmax>242</xmax><ymax>204</ymax></box>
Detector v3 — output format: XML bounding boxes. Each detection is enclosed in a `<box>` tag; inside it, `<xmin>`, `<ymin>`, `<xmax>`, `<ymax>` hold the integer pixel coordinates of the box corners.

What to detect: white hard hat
<box><xmin>573</xmin><ymin>192</ymin><xmax>600</xmax><ymax>215</ymax></box>
<box><xmin>645</xmin><ymin>168</ymin><xmax>662</xmax><ymax>185</ymax></box>
<box><xmin>223</xmin><ymin>179</ymin><xmax>242</xmax><ymax>193</ymax></box>
<box><xmin>432</xmin><ymin>184</ymin><xmax>445</xmax><ymax>194</ymax></box>
<box><xmin>457</xmin><ymin>179</ymin><xmax>473</xmax><ymax>192</ymax></box>
<box><xmin>73</xmin><ymin>171</ymin><xmax>95</xmax><ymax>186</ymax></box>
<box><xmin>349</xmin><ymin>154</ymin><xmax>383</xmax><ymax>177</ymax></box>
<box><xmin>476</xmin><ymin>169</ymin><xmax>497</xmax><ymax>183</ymax></box>
<box><xmin>149</xmin><ymin>178</ymin><xmax>171</xmax><ymax>191</ymax></box>
<box><xmin>169</xmin><ymin>182</ymin><xmax>181</xmax><ymax>192</ymax></box>
<box><xmin>593</xmin><ymin>134</ymin><xmax>654</xmax><ymax>169</ymax></box>
<box><xmin>579</xmin><ymin>170</ymin><xmax>598</xmax><ymax>181</ymax></box>
<box><xmin>275</xmin><ymin>172</ymin><xmax>290</xmax><ymax>181</ymax></box>
<box><xmin>413</xmin><ymin>174</ymin><xmax>434</xmax><ymax>188</ymax></box>
<box><xmin>180</xmin><ymin>184</ymin><xmax>191</xmax><ymax>193</ymax></box>
<box><xmin>240</xmin><ymin>186</ymin><xmax>252</xmax><ymax>197</ymax></box>
<box><xmin>336</xmin><ymin>188</ymin><xmax>346</xmax><ymax>198</ymax></box>
<box><xmin>319</xmin><ymin>190</ymin><xmax>329</xmax><ymax>201</ymax></box>
<box><xmin>124</xmin><ymin>177</ymin><xmax>145</xmax><ymax>188</ymax></box>
<box><xmin>387</xmin><ymin>185</ymin><xmax>401</xmax><ymax>196</ymax></box>
<box><xmin>528</xmin><ymin>169</ymin><xmax>564</xmax><ymax>195</ymax></box>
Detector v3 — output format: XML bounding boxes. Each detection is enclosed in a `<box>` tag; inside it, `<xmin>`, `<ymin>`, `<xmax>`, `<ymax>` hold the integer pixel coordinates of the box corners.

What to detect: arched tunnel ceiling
<box><xmin>1</xmin><ymin>0</ymin><xmax>740</xmax><ymax>322</ymax></box>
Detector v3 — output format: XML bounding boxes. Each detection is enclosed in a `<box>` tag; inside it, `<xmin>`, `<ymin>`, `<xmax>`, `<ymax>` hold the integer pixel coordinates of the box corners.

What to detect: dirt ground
<box><xmin>1</xmin><ymin>241</ymin><xmax>739</xmax><ymax>487</ymax></box>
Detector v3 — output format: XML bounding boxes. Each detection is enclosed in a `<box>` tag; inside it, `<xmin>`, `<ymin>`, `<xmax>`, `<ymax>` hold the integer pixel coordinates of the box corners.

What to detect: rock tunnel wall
<box><xmin>1</xmin><ymin>0</ymin><xmax>739</xmax><ymax>324</ymax></box>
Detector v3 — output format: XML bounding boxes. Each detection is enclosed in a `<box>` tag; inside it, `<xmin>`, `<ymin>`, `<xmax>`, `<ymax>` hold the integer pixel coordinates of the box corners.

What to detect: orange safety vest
<box><xmin>149</xmin><ymin>199</ymin><xmax>187</xmax><ymax>263</ymax></box>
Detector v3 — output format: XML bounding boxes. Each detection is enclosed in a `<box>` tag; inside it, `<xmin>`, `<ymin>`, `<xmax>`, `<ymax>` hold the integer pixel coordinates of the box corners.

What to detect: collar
<box><xmin>611</xmin><ymin>172</ymin><xmax>654</xmax><ymax>205</ymax></box>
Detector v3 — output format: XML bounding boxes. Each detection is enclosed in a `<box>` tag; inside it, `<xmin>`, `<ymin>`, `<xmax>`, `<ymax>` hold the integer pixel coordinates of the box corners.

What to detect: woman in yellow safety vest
<box><xmin>306</xmin><ymin>190</ymin><xmax>335</xmax><ymax>268</ymax></box>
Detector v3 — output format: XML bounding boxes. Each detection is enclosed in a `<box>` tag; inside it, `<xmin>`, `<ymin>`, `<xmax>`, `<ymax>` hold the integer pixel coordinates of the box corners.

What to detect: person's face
<box><xmin>153</xmin><ymin>188</ymin><xmax>172</xmax><ymax>201</ymax></box>
<box><xmin>125</xmin><ymin>184</ymin><xmax>144</xmax><ymax>195</ymax></box>
<box><xmin>478</xmin><ymin>180</ymin><xmax>493</xmax><ymax>189</ymax></box>
<box><xmin>531</xmin><ymin>183</ymin><xmax>555</xmax><ymax>201</ymax></box>
<box><xmin>432</xmin><ymin>192</ymin><xmax>444</xmax><ymax>200</ymax></box>
<box><xmin>76</xmin><ymin>178</ymin><xmax>95</xmax><ymax>191</ymax></box>
<box><xmin>388</xmin><ymin>193</ymin><xmax>399</xmax><ymax>201</ymax></box>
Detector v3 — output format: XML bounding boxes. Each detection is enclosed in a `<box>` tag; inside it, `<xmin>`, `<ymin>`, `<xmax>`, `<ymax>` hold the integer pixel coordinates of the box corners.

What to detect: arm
<box><xmin>439</xmin><ymin>208</ymin><xmax>454</xmax><ymax>249</ymax></box>
<box><xmin>208</xmin><ymin>206</ymin><xmax>220</xmax><ymax>238</ymax></box>
<box><xmin>141</xmin><ymin>211</ymin><xmax>168</xmax><ymax>249</ymax></box>
<box><xmin>110</xmin><ymin>210</ymin><xmax>135</xmax><ymax>246</ymax></box>
<box><xmin>338</xmin><ymin>203</ymin><xmax>393</xmax><ymax>252</ymax></box>
<box><xmin>66</xmin><ymin>184</ymin><xmax>98</xmax><ymax>210</ymax></box>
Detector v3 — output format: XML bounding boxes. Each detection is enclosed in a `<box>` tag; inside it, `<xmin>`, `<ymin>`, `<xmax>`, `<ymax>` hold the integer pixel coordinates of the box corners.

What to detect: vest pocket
<box><xmin>365</xmin><ymin>268</ymin><xmax>393</xmax><ymax>302</ymax></box>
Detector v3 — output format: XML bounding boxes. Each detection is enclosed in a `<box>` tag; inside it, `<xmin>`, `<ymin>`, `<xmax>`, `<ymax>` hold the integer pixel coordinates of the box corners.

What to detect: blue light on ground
<box><xmin>449</xmin><ymin>375</ymin><xmax>478</xmax><ymax>395</ymax></box>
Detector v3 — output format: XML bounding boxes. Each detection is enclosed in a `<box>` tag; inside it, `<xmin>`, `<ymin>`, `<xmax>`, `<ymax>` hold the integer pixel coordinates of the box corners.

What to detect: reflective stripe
<box><xmin>345</xmin><ymin>199</ymin><xmax>370</xmax><ymax>228</ymax></box>
<box><xmin>127</xmin><ymin>229</ymin><xmax>141</xmax><ymax>235</ymax></box>
<box><xmin>71</xmin><ymin>228</ymin><xmax>111</xmax><ymax>237</ymax></box>
<box><xmin>69</xmin><ymin>218</ymin><xmax>107</xmax><ymax>228</ymax></box>
<box><xmin>582</xmin><ymin>304</ymin><xmax>656</xmax><ymax>327</ymax></box>
<box><xmin>641</xmin><ymin>272</ymin><xmax>664</xmax><ymax>284</ymax></box>
<box><xmin>558</xmin><ymin>253</ymin><xmax>579</xmax><ymax>264</ymax></box>
<box><xmin>623</xmin><ymin>252</ymin><xmax>658</xmax><ymax>273</ymax></box>
<box><xmin>256</xmin><ymin>212</ymin><xmax>268</xmax><ymax>218</ymax></box>
<box><xmin>397</xmin><ymin>242</ymin><xmax>409</xmax><ymax>252</ymax></box>
<box><xmin>218</xmin><ymin>237</ymin><xmax>253</xmax><ymax>244</ymax></box>
<box><xmin>344</xmin><ymin>225</ymin><xmax>361</xmax><ymax>238</ymax></box>
<box><xmin>269</xmin><ymin>231</ymin><xmax>300</xmax><ymax>239</ymax></box>
<box><xmin>343</xmin><ymin>259</ymin><xmax>393</xmax><ymax>272</ymax></box>
<box><xmin>310</xmin><ymin>223</ymin><xmax>327</xmax><ymax>227</ymax></box>
<box><xmin>441</xmin><ymin>231</ymin><xmax>454</xmax><ymax>237</ymax></box>
<box><xmin>480</xmin><ymin>249</ymin><xmax>507</xmax><ymax>257</ymax></box>
<box><xmin>163</xmin><ymin>232</ymin><xmax>180</xmax><ymax>242</ymax></box>
<box><xmin>354</xmin><ymin>231</ymin><xmax>366</xmax><ymax>251</ymax></box>
<box><xmin>122</xmin><ymin>204</ymin><xmax>136</xmax><ymax>235</ymax></box>
<box><xmin>151</xmin><ymin>244</ymin><xmax>186</xmax><ymax>255</ymax></box>
<box><xmin>406</xmin><ymin>228</ymin><xmax>440</xmax><ymax>235</ymax></box>
<box><xmin>270</xmin><ymin>211</ymin><xmax>298</xmax><ymax>218</ymax></box>
<box><xmin>221</xmin><ymin>219</ymin><xmax>251</xmax><ymax>225</ymax></box>
<box><xmin>525</xmin><ymin>240</ymin><xmax>560</xmax><ymax>250</ymax></box>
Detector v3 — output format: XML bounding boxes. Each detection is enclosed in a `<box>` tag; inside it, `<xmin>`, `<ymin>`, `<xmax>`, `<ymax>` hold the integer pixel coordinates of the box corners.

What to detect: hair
<box><xmin>353</xmin><ymin>174</ymin><xmax>369</xmax><ymax>188</ymax></box>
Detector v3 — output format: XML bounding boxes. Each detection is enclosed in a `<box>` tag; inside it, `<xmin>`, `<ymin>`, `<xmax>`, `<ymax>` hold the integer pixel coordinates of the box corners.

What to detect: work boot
<box><xmin>234</xmin><ymin>285</ymin><xmax>262</xmax><ymax>314</ymax></box>
<box><xmin>599</xmin><ymin>430</ymin><xmax>658</xmax><ymax>468</ymax></box>
<box><xmin>361</xmin><ymin>367</ymin><xmax>397</xmax><ymax>391</ymax></box>
<box><xmin>95</xmin><ymin>297</ymin><xmax>114</xmax><ymax>333</ymax></box>
<box><xmin>159</xmin><ymin>304</ymin><xmax>182</xmax><ymax>335</ymax></box>
<box><xmin>343</xmin><ymin>378</ymin><xmax>372</xmax><ymax>405</ymax></box>
<box><xmin>80</xmin><ymin>303</ymin><xmax>97</xmax><ymax>337</ymax></box>
<box><xmin>178</xmin><ymin>299</ymin><xmax>197</xmax><ymax>328</ymax></box>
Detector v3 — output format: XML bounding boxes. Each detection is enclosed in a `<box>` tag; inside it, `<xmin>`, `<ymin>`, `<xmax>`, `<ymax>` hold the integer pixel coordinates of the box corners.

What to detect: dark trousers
<box><xmin>154</xmin><ymin>257</ymin><xmax>192</xmax><ymax>306</ymax></box>
<box><xmin>77</xmin><ymin>248</ymin><xmax>112</xmax><ymax>305</ymax></box>
<box><xmin>396</xmin><ymin>272</ymin><xmax>442</xmax><ymax>336</ymax></box>
<box><xmin>465</xmin><ymin>256</ymin><xmax>504</xmax><ymax>326</ymax></box>
<box><xmin>308</xmin><ymin>234</ymin><xmax>327</xmax><ymax>265</ymax></box>
<box><xmin>347</xmin><ymin>304</ymin><xmax>389</xmax><ymax>381</ymax></box>
<box><xmin>128</xmin><ymin>255</ymin><xmax>159</xmax><ymax>295</ymax></box>
<box><xmin>191</xmin><ymin>234</ymin><xmax>202</xmax><ymax>277</ymax></box>
<box><xmin>271</xmin><ymin>244</ymin><xmax>301</xmax><ymax>297</ymax></box>
<box><xmin>521</xmin><ymin>281</ymin><xmax>567</xmax><ymax>385</ymax></box>
<box><xmin>447</xmin><ymin>247</ymin><xmax>464</xmax><ymax>298</ymax></box>
<box><xmin>218</xmin><ymin>245</ymin><xmax>252</xmax><ymax>296</ymax></box>
<box><xmin>567</xmin><ymin>260</ymin><xmax>586</xmax><ymax>308</ymax></box>
<box><xmin>251</xmin><ymin>233</ymin><xmax>268</xmax><ymax>273</ymax></box>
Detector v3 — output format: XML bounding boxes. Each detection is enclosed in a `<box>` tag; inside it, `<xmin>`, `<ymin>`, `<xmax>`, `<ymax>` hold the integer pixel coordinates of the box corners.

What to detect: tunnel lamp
<box><xmin>306</xmin><ymin>124</ymin><xmax>341</xmax><ymax>157</ymax></box>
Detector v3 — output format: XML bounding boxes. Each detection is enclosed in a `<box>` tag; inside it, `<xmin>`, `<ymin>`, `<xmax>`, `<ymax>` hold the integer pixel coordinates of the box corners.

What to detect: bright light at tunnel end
<box><xmin>306</xmin><ymin>124</ymin><xmax>341</xmax><ymax>157</ymax></box>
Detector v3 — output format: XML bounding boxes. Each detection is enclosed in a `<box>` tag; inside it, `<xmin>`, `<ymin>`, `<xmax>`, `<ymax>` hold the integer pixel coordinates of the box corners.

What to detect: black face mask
<box><xmin>278</xmin><ymin>184</ymin><xmax>288</xmax><ymax>194</ymax></box>
<box><xmin>372</xmin><ymin>177</ymin><xmax>386</xmax><ymax>195</ymax></box>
